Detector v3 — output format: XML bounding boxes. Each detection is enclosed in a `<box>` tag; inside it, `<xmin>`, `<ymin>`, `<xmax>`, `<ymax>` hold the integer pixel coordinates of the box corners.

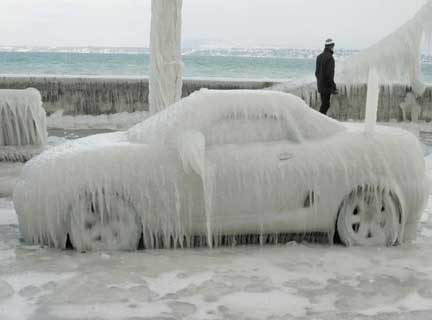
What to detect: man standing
<box><xmin>315</xmin><ymin>39</ymin><xmax>338</xmax><ymax>115</ymax></box>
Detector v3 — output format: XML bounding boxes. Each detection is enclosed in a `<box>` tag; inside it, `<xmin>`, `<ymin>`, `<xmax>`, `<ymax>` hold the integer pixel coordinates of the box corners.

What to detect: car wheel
<box><xmin>69</xmin><ymin>190</ymin><xmax>142</xmax><ymax>251</ymax></box>
<box><xmin>337</xmin><ymin>186</ymin><xmax>401</xmax><ymax>246</ymax></box>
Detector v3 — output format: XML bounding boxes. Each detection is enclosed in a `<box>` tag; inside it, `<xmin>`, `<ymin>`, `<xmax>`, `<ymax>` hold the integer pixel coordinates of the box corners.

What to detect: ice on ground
<box><xmin>0</xmin><ymin>88</ymin><xmax>47</xmax><ymax>162</ymax></box>
<box><xmin>339</xmin><ymin>1</ymin><xmax>432</xmax><ymax>95</ymax></box>
<box><xmin>47</xmin><ymin>110</ymin><xmax>149</xmax><ymax>131</ymax></box>
<box><xmin>1</xmin><ymin>271</ymin><xmax>75</xmax><ymax>320</ymax></box>
<box><xmin>2</xmin><ymin>195</ymin><xmax>432</xmax><ymax>319</ymax></box>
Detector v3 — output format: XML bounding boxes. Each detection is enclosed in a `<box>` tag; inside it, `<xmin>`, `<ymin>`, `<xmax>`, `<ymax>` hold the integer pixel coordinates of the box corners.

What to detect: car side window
<box><xmin>202</xmin><ymin>112</ymin><xmax>301</xmax><ymax>146</ymax></box>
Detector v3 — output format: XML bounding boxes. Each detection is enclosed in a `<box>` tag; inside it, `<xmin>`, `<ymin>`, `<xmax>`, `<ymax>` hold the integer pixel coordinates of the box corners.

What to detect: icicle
<box><xmin>177</xmin><ymin>130</ymin><xmax>205</xmax><ymax>177</ymax></box>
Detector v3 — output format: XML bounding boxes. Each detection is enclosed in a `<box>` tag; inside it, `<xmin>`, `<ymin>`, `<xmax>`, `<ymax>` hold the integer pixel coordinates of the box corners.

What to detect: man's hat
<box><xmin>325</xmin><ymin>38</ymin><xmax>335</xmax><ymax>47</ymax></box>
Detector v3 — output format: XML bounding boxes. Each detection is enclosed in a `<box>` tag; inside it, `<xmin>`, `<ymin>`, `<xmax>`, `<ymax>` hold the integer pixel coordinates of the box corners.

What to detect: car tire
<box><xmin>68</xmin><ymin>190</ymin><xmax>142</xmax><ymax>251</ymax></box>
<box><xmin>337</xmin><ymin>185</ymin><xmax>402</xmax><ymax>247</ymax></box>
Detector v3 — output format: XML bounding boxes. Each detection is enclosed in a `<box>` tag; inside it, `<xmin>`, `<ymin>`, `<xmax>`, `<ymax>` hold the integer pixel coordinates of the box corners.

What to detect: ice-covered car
<box><xmin>14</xmin><ymin>90</ymin><xmax>429</xmax><ymax>251</ymax></box>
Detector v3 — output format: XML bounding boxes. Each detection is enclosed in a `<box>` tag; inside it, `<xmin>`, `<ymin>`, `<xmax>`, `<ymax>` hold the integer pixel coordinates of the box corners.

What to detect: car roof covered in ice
<box><xmin>128</xmin><ymin>89</ymin><xmax>345</xmax><ymax>146</ymax></box>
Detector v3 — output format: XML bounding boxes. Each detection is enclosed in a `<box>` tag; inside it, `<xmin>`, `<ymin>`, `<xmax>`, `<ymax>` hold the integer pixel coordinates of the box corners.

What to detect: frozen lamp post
<box><xmin>149</xmin><ymin>0</ymin><xmax>183</xmax><ymax>114</ymax></box>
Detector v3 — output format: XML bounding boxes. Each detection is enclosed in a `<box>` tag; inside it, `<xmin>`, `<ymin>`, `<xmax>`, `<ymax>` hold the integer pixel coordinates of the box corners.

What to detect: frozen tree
<box><xmin>340</xmin><ymin>0</ymin><xmax>432</xmax><ymax>95</ymax></box>
<box><xmin>149</xmin><ymin>0</ymin><xmax>183</xmax><ymax>114</ymax></box>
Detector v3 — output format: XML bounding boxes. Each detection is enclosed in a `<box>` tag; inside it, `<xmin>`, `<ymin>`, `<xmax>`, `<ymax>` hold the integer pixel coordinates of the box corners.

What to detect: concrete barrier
<box><xmin>0</xmin><ymin>76</ymin><xmax>431</xmax><ymax>122</ymax></box>
<box><xmin>284</xmin><ymin>83</ymin><xmax>432</xmax><ymax>122</ymax></box>
<box><xmin>0</xmin><ymin>76</ymin><xmax>274</xmax><ymax>116</ymax></box>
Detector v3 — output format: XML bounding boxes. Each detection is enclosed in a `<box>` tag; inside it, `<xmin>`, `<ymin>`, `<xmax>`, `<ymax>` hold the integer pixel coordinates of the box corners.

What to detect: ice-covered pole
<box><xmin>364</xmin><ymin>69</ymin><xmax>380</xmax><ymax>134</ymax></box>
<box><xmin>149</xmin><ymin>0</ymin><xmax>183</xmax><ymax>114</ymax></box>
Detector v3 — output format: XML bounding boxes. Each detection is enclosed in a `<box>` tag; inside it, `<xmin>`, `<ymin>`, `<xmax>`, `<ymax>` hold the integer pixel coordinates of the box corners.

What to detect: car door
<box><xmin>200</xmin><ymin>114</ymin><xmax>324</xmax><ymax>235</ymax></box>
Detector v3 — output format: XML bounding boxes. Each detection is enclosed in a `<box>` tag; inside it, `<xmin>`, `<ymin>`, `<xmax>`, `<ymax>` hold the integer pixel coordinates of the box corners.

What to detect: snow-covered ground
<box><xmin>1</xmin><ymin>195</ymin><xmax>432</xmax><ymax>320</ymax></box>
<box><xmin>1</xmin><ymin>122</ymin><xmax>432</xmax><ymax>319</ymax></box>
<box><xmin>47</xmin><ymin>110</ymin><xmax>149</xmax><ymax>131</ymax></box>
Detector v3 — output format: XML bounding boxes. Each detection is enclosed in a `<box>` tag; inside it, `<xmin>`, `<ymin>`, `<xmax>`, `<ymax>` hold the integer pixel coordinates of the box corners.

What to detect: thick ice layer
<box><xmin>0</xmin><ymin>88</ymin><xmax>47</xmax><ymax>161</ymax></box>
<box><xmin>149</xmin><ymin>0</ymin><xmax>183</xmax><ymax>114</ymax></box>
<box><xmin>129</xmin><ymin>89</ymin><xmax>344</xmax><ymax>147</ymax></box>
<box><xmin>14</xmin><ymin>90</ymin><xmax>429</xmax><ymax>250</ymax></box>
<box><xmin>339</xmin><ymin>1</ymin><xmax>432</xmax><ymax>95</ymax></box>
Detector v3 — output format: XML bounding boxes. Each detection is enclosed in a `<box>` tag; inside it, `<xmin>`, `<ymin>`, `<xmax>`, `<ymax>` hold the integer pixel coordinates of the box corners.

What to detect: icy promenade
<box><xmin>1</xmin><ymin>76</ymin><xmax>432</xmax><ymax>122</ymax></box>
<box><xmin>1</xmin><ymin>195</ymin><xmax>432</xmax><ymax>319</ymax></box>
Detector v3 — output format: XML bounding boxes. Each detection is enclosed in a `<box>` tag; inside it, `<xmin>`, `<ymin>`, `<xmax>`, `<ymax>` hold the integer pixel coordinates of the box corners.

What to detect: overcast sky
<box><xmin>0</xmin><ymin>0</ymin><xmax>429</xmax><ymax>49</ymax></box>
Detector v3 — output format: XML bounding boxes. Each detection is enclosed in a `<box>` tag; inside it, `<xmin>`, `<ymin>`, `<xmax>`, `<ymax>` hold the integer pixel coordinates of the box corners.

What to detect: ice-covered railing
<box><xmin>339</xmin><ymin>1</ymin><xmax>432</xmax><ymax>95</ymax></box>
<box><xmin>0</xmin><ymin>88</ymin><xmax>47</xmax><ymax>162</ymax></box>
<box><xmin>278</xmin><ymin>82</ymin><xmax>432</xmax><ymax>122</ymax></box>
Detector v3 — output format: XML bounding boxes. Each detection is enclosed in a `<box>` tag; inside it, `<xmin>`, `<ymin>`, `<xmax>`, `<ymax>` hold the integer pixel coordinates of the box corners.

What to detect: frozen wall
<box><xmin>0</xmin><ymin>76</ymin><xmax>151</xmax><ymax>115</ymax></box>
<box><xmin>1</xmin><ymin>76</ymin><xmax>432</xmax><ymax>122</ymax></box>
<box><xmin>0</xmin><ymin>76</ymin><xmax>273</xmax><ymax>115</ymax></box>
<box><xmin>149</xmin><ymin>0</ymin><xmax>183</xmax><ymax>114</ymax></box>
<box><xmin>287</xmin><ymin>83</ymin><xmax>432</xmax><ymax>122</ymax></box>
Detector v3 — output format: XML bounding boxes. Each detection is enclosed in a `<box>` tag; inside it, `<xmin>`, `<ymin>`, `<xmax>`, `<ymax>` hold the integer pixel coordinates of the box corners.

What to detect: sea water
<box><xmin>3</xmin><ymin>51</ymin><xmax>431</xmax><ymax>84</ymax></box>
